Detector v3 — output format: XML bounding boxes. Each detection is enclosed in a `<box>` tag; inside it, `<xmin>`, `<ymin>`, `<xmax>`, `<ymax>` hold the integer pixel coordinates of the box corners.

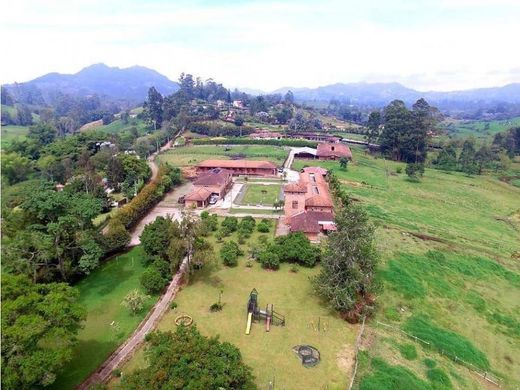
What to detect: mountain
<box><xmin>272</xmin><ymin>82</ymin><xmax>520</xmax><ymax>106</ymax></box>
<box><xmin>5</xmin><ymin>64</ymin><xmax>179</xmax><ymax>104</ymax></box>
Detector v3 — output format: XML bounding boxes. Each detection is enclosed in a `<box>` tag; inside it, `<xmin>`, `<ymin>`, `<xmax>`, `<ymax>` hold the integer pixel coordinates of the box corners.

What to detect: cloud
<box><xmin>1</xmin><ymin>0</ymin><xmax>519</xmax><ymax>91</ymax></box>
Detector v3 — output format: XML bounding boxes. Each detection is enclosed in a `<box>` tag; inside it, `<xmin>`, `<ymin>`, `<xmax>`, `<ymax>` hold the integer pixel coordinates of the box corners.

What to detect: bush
<box><xmin>398</xmin><ymin>343</ymin><xmax>417</xmax><ymax>360</ymax></box>
<box><xmin>170</xmin><ymin>302</ymin><xmax>178</xmax><ymax>310</ymax></box>
<box><xmin>141</xmin><ymin>267</ymin><xmax>168</xmax><ymax>294</ymax></box>
<box><xmin>221</xmin><ymin>216</ymin><xmax>238</xmax><ymax>233</ymax></box>
<box><xmin>220</xmin><ymin>241</ymin><xmax>242</xmax><ymax>267</ymax></box>
<box><xmin>152</xmin><ymin>258</ymin><xmax>171</xmax><ymax>279</ymax></box>
<box><xmin>257</xmin><ymin>222</ymin><xmax>270</xmax><ymax>233</ymax></box>
<box><xmin>200</xmin><ymin>211</ymin><xmax>209</xmax><ymax>219</ymax></box>
<box><xmin>290</xmin><ymin>264</ymin><xmax>299</xmax><ymax>273</ymax></box>
<box><xmin>423</xmin><ymin>358</ymin><xmax>436</xmax><ymax>368</ymax></box>
<box><xmin>210</xmin><ymin>303</ymin><xmax>223</xmax><ymax>312</ymax></box>
<box><xmin>275</xmin><ymin>232</ymin><xmax>320</xmax><ymax>267</ymax></box>
<box><xmin>396</xmin><ymin>167</ymin><xmax>403</xmax><ymax>174</ymax></box>
<box><xmin>104</xmin><ymin>220</ymin><xmax>131</xmax><ymax>251</ymax></box>
<box><xmin>426</xmin><ymin>368</ymin><xmax>452</xmax><ymax>389</ymax></box>
<box><xmin>258</xmin><ymin>245</ymin><xmax>280</xmax><ymax>270</ymax></box>
<box><xmin>112</xmin><ymin>369</ymin><xmax>122</xmax><ymax>378</ymax></box>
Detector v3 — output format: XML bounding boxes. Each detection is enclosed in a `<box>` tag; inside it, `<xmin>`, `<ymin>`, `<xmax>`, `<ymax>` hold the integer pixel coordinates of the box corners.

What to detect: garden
<box><xmin>111</xmin><ymin>215</ymin><xmax>356</xmax><ymax>389</ymax></box>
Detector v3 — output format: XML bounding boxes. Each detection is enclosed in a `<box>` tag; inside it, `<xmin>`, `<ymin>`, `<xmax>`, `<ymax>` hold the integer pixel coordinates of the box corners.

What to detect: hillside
<box><xmin>4</xmin><ymin>64</ymin><xmax>179</xmax><ymax>104</ymax></box>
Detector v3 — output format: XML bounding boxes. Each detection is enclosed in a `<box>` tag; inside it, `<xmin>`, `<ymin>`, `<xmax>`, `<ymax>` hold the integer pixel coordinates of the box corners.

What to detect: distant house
<box><xmin>196</xmin><ymin>160</ymin><xmax>278</xmax><ymax>176</ymax></box>
<box><xmin>185</xmin><ymin>168</ymin><xmax>233</xmax><ymax>208</ymax></box>
<box><xmin>292</xmin><ymin>146</ymin><xmax>318</xmax><ymax>159</ymax></box>
<box><xmin>283</xmin><ymin>167</ymin><xmax>335</xmax><ymax>241</ymax></box>
<box><xmin>287</xmin><ymin>132</ymin><xmax>341</xmax><ymax>143</ymax></box>
<box><xmin>316</xmin><ymin>142</ymin><xmax>352</xmax><ymax>160</ymax></box>
<box><xmin>232</xmin><ymin>100</ymin><xmax>245</xmax><ymax>109</ymax></box>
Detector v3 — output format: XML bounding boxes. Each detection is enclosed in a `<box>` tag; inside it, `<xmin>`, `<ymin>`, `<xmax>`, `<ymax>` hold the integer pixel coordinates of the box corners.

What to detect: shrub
<box><xmin>427</xmin><ymin>368</ymin><xmax>452</xmax><ymax>389</ymax></box>
<box><xmin>258</xmin><ymin>245</ymin><xmax>280</xmax><ymax>270</ymax></box>
<box><xmin>275</xmin><ymin>232</ymin><xmax>320</xmax><ymax>267</ymax></box>
<box><xmin>423</xmin><ymin>358</ymin><xmax>437</xmax><ymax>368</ymax></box>
<box><xmin>210</xmin><ymin>303</ymin><xmax>223</xmax><ymax>312</ymax></box>
<box><xmin>112</xmin><ymin>369</ymin><xmax>122</xmax><ymax>378</ymax></box>
<box><xmin>398</xmin><ymin>343</ymin><xmax>418</xmax><ymax>360</ymax></box>
<box><xmin>104</xmin><ymin>220</ymin><xmax>131</xmax><ymax>251</ymax></box>
<box><xmin>221</xmin><ymin>216</ymin><xmax>238</xmax><ymax>233</ymax></box>
<box><xmin>141</xmin><ymin>267</ymin><xmax>168</xmax><ymax>294</ymax></box>
<box><xmin>152</xmin><ymin>258</ymin><xmax>171</xmax><ymax>280</ymax></box>
<box><xmin>257</xmin><ymin>222</ymin><xmax>270</xmax><ymax>233</ymax></box>
<box><xmin>200</xmin><ymin>211</ymin><xmax>209</xmax><ymax>219</ymax></box>
<box><xmin>220</xmin><ymin>241</ymin><xmax>242</xmax><ymax>267</ymax></box>
<box><xmin>290</xmin><ymin>264</ymin><xmax>299</xmax><ymax>273</ymax></box>
<box><xmin>170</xmin><ymin>302</ymin><xmax>178</xmax><ymax>310</ymax></box>
<box><xmin>121</xmin><ymin>289</ymin><xmax>147</xmax><ymax>315</ymax></box>
<box><xmin>396</xmin><ymin>167</ymin><xmax>403</xmax><ymax>174</ymax></box>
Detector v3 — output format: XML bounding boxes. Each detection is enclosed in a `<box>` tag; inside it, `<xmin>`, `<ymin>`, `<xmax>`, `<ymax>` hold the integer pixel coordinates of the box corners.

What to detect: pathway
<box><xmin>78</xmin><ymin>255</ymin><xmax>190</xmax><ymax>389</ymax></box>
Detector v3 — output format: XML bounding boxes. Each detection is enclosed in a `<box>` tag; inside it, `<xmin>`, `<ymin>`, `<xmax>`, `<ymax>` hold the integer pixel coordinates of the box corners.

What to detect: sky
<box><xmin>2</xmin><ymin>0</ymin><xmax>520</xmax><ymax>91</ymax></box>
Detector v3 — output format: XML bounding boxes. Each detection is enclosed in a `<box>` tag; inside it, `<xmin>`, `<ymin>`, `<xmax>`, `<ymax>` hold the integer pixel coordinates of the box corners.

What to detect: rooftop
<box><xmin>289</xmin><ymin>211</ymin><xmax>335</xmax><ymax>233</ymax></box>
<box><xmin>193</xmin><ymin>168</ymin><xmax>232</xmax><ymax>186</ymax></box>
<box><xmin>316</xmin><ymin>142</ymin><xmax>352</xmax><ymax>159</ymax></box>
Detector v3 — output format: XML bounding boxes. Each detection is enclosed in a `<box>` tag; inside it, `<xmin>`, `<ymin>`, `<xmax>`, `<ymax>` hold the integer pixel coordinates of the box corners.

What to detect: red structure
<box><xmin>196</xmin><ymin>160</ymin><xmax>278</xmax><ymax>176</ymax></box>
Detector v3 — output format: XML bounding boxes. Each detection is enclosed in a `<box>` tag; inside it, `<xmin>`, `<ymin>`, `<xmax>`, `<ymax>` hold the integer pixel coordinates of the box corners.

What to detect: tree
<box><xmin>16</xmin><ymin>104</ymin><xmax>33</xmax><ymax>126</ymax></box>
<box><xmin>313</xmin><ymin>205</ymin><xmax>379</xmax><ymax>322</ymax></box>
<box><xmin>284</xmin><ymin>90</ymin><xmax>295</xmax><ymax>104</ymax></box>
<box><xmin>435</xmin><ymin>144</ymin><xmax>457</xmax><ymax>171</ymax></box>
<box><xmin>1</xmin><ymin>274</ymin><xmax>86</xmax><ymax>389</ymax></box>
<box><xmin>220</xmin><ymin>241</ymin><xmax>242</xmax><ymax>267</ymax></box>
<box><xmin>458</xmin><ymin>139</ymin><xmax>477</xmax><ymax>175</ymax></box>
<box><xmin>1</xmin><ymin>152</ymin><xmax>33</xmax><ymax>184</ymax></box>
<box><xmin>143</xmin><ymin>87</ymin><xmax>164</xmax><ymax>130</ymax></box>
<box><xmin>122</xmin><ymin>289</ymin><xmax>147</xmax><ymax>314</ymax></box>
<box><xmin>141</xmin><ymin>267</ymin><xmax>168</xmax><ymax>294</ymax></box>
<box><xmin>140</xmin><ymin>216</ymin><xmax>178</xmax><ymax>259</ymax></box>
<box><xmin>405</xmin><ymin>162</ymin><xmax>424</xmax><ymax>181</ymax></box>
<box><xmin>258</xmin><ymin>244</ymin><xmax>281</xmax><ymax>270</ymax></box>
<box><xmin>379</xmin><ymin>100</ymin><xmax>413</xmax><ymax>161</ymax></box>
<box><xmin>339</xmin><ymin>157</ymin><xmax>349</xmax><ymax>170</ymax></box>
<box><xmin>121</xmin><ymin>326</ymin><xmax>255</xmax><ymax>389</ymax></box>
<box><xmin>475</xmin><ymin>144</ymin><xmax>494</xmax><ymax>175</ymax></box>
<box><xmin>221</xmin><ymin>216</ymin><xmax>238</xmax><ymax>235</ymax></box>
<box><xmin>274</xmin><ymin>232</ymin><xmax>320</xmax><ymax>267</ymax></box>
<box><xmin>234</xmin><ymin>116</ymin><xmax>244</xmax><ymax>126</ymax></box>
<box><xmin>28</xmin><ymin>122</ymin><xmax>57</xmax><ymax>146</ymax></box>
<box><xmin>366</xmin><ymin>111</ymin><xmax>381</xmax><ymax>144</ymax></box>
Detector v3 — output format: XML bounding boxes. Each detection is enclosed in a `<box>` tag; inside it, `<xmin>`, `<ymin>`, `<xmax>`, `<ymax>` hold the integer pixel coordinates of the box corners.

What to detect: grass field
<box><xmin>97</xmin><ymin>118</ymin><xmax>150</xmax><ymax>135</ymax></box>
<box><xmin>442</xmin><ymin>116</ymin><xmax>520</xmax><ymax>141</ymax></box>
<box><xmin>1</xmin><ymin>125</ymin><xmax>29</xmax><ymax>148</ymax></box>
<box><xmin>50</xmin><ymin>247</ymin><xmax>157</xmax><ymax>390</ymax></box>
<box><xmin>158</xmin><ymin>144</ymin><xmax>288</xmax><ymax>167</ymax></box>
<box><xmin>111</xmin><ymin>218</ymin><xmax>356</xmax><ymax>389</ymax></box>
<box><xmin>294</xmin><ymin>148</ymin><xmax>520</xmax><ymax>389</ymax></box>
<box><xmin>238</xmin><ymin>183</ymin><xmax>282</xmax><ymax>206</ymax></box>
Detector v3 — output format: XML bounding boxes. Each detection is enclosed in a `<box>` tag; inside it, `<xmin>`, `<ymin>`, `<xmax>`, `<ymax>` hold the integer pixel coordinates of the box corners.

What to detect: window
<box><xmin>310</xmin><ymin>173</ymin><xmax>316</xmax><ymax>182</ymax></box>
<box><xmin>331</xmin><ymin>146</ymin><xmax>335</xmax><ymax>151</ymax></box>
<box><xmin>313</xmin><ymin>187</ymin><xmax>319</xmax><ymax>194</ymax></box>
<box><xmin>292</xmin><ymin>200</ymin><xmax>298</xmax><ymax>209</ymax></box>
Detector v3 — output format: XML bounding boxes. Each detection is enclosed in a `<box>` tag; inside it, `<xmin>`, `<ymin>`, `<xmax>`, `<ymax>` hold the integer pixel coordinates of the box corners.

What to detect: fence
<box><xmin>348</xmin><ymin>316</ymin><xmax>366</xmax><ymax>390</ymax></box>
<box><xmin>375</xmin><ymin>321</ymin><xmax>502</xmax><ymax>388</ymax></box>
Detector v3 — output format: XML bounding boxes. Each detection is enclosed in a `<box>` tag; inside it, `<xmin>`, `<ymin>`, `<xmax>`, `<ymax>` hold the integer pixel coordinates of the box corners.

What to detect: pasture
<box><xmin>442</xmin><ymin>116</ymin><xmax>520</xmax><ymax>141</ymax></box>
<box><xmin>111</xmin><ymin>217</ymin><xmax>356</xmax><ymax>390</ymax></box>
<box><xmin>293</xmin><ymin>148</ymin><xmax>520</xmax><ymax>389</ymax></box>
<box><xmin>50</xmin><ymin>247</ymin><xmax>158</xmax><ymax>390</ymax></box>
<box><xmin>157</xmin><ymin>144</ymin><xmax>288</xmax><ymax>167</ymax></box>
<box><xmin>1</xmin><ymin>125</ymin><xmax>29</xmax><ymax>148</ymax></box>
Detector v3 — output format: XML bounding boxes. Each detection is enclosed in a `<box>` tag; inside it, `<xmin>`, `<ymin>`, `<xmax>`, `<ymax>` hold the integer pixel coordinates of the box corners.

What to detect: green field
<box><xmin>293</xmin><ymin>148</ymin><xmax>520</xmax><ymax>389</ymax></box>
<box><xmin>238</xmin><ymin>183</ymin><xmax>282</xmax><ymax>206</ymax></box>
<box><xmin>1</xmin><ymin>125</ymin><xmax>29</xmax><ymax>148</ymax></box>
<box><xmin>111</xmin><ymin>218</ymin><xmax>356</xmax><ymax>389</ymax></box>
<box><xmin>50</xmin><ymin>247</ymin><xmax>158</xmax><ymax>390</ymax></box>
<box><xmin>442</xmin><ymin>116</ymin><xmax>520</xmax><ymax>141</ymax></box>
<box><xmin>158</xmin><ymin>144</ymin><xmax>288</xmax><ymax>166</ymax></box>
<box><xmin>96</xmin><ymin>118</ymin><xmax>150</xmax><ymax>135</ymax></box>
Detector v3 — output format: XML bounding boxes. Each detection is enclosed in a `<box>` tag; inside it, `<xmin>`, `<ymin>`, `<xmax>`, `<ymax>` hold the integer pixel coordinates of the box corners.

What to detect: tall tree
<box><xmin>366</xmin><ymin>111</ymin><xmax>382</xmax><ymax>144</ymax></box>
<box><xmin>143</xmin><ymin>87</ymin><xmax>164</xmax><ymax>130</ymax></box>
<box><xmin>313</xmin><ymin>205</ymin><xmax>379</xmax><ymax>322</ymax></box>
<box><xmin>379</xmin><ymin>100</ymin><xmax>413</xmax><ymax>161</ymax></box>
<box><xmin>284</xmin><ymin>90</ymin><xmax>295</xmax><ymax>104</ymax></box>
<box><xmin>458</xmin><ymin>139</ymin><xmax>477</xmax><ymax>175</ymax></box>
<box><xmin>1</xmin><ymin>274</ymin><xmax>86</xmax><ymax>389</ymax></box>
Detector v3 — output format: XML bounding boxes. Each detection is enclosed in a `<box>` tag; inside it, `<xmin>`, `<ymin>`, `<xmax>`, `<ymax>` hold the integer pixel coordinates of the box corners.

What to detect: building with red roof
<box><xmin>316</xmin><ymin>142</ymin><xmax>352</xmax><ymax>160</ymax></box>
<box><xmin>196</xmin><ymin>159</ymin><xmax>278</xmax><ymax>176</ymax></box>
<box><xmin>185</xmin><ymin>168</ymin><xmax>233</xmax><ymax>208</ymax></box>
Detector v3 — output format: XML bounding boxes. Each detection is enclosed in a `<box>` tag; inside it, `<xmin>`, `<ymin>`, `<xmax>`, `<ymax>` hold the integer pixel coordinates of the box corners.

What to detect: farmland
<box><xmin>293</xmin><ymin>147</ymin><xmax>520</xmax><ymax>389</ymax></box>
<box><xmin>442</xmin><ymin>116</ymin><xmax>520</xmax><ymax>141</ymax></box>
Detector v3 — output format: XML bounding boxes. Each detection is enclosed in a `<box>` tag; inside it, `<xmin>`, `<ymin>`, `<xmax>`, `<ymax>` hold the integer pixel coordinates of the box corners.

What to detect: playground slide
<box><xmin>245</xmin><ymin>312</ymin><xmax>253</xmax><ymax>335</ymax></box>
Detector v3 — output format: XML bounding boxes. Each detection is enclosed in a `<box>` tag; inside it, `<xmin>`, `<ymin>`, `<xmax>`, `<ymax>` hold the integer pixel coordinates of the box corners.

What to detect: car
<box><xmin>178</xmin><ymin>195</ymin><xmax>185</xmax><ymax>204</ymax></box>
<box><xmin>277</xmin><ymin>167</ymin><xmax>284</xmax><ymax>173</ymax></box>
<box><xmin>209</xmin><ymin>195</ymin><xmax>219</xmax><ymax>204</ymax></box>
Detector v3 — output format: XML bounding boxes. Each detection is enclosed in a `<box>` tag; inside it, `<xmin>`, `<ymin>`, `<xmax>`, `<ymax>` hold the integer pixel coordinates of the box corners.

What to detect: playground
<box><xmin>115</xmin><ymin>261</ymin><xmax>357</xmax><ymax>389</ymax></box>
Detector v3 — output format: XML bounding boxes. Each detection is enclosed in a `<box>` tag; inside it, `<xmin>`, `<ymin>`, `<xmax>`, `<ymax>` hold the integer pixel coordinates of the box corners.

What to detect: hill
<box><xmin>4</xmin><ymin>64</ymin><xmax>179</xmax><ymax>105</ymax></box>
<box><xmin>274</xmin><ymin>82</ymin><xmax>520</xmax><ymax>106</ymax></box>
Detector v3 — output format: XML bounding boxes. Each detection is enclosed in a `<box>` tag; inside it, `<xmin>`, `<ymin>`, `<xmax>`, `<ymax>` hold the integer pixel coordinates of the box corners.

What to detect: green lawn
<box><xmin>97</xmin><ymin>118</ymin><xmax>150</xmax><ymax>135</ymax></box>
<box><xmin>1</xmin><ymin>125</ymin><xmax>29</xmax><ymax>148</ymax></box>
<box><xmin>294</xmin><ymin>148</ymin><xmax>520</xmax><ymax>389</ymax></box>
<box><xmin>158</xmin><ymin>144</ymin><xmax>288</xmax><ymax>167</ymax></box>
<box><xmin>50</xmin><ymin>247</ymin><xmax>157</xmax><ymax>390</ymax></box>
<box><xmin>239</xmin><ymin>183</ymin><xmax>282</xmax><ymax>206</ymax></box>
<box><xmin>442</xmin><ymin>116</ymin><xmax>520</xmax><ymax>142</ymax></box>
<box><xmin>113</xmin><ymin>223</ymin><xmax>355</xmax><ymax>389</ymax></box>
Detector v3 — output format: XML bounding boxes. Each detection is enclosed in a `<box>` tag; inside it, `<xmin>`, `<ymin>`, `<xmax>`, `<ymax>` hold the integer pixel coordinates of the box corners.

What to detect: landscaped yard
<box><xmin>238</xmin><ymin>183</ymin><xmax>282</xmax><ymax>206</ymax></box>
<box><xmin>157</xmin><ymin>144</ymin><xmax>288</xmax><ymax>167</ymax></box>
<box><xmin>50</xmin><ymin>247</ymin><xmax>158</xmax><ymax>390</ymax></box>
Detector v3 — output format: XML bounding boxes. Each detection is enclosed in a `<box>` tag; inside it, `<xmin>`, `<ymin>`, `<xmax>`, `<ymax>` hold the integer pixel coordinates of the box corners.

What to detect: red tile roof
<box><xmin>289</xmin><ymin>211</ymin><xmax>335</xmax><ymax>233</ymax></box>
<box><xmin>197</xmin><ymin>160</ymin><xmax>277</xmax><ymax>169</ymax></box>
<box><xmin>316</xmin><ymin>142</ymin><xmax>352</xmax><ymax>159</ymax></box>
<box><xmin>193</xmin><ymin>168</ymin><xmax>232</xmax><ymax>186</ymax></box>
<box><xmin>185</xmin><ymin>187</ymin><xmax>212</xmax><ymax>201</ymax></box>
<box><xmin>301</xmin><ymin>167</ymin><xmax>328</xmax><ymax>176</ymax></box>
<box><xmin>305</xmin><ymin>195</ymin><xmax>333</xmax><ymax>208</ymax></box>
<box><xmin>283</xmin><ymin>183</ymin><xmax>307</xmax><ymax>193</ymax></box>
